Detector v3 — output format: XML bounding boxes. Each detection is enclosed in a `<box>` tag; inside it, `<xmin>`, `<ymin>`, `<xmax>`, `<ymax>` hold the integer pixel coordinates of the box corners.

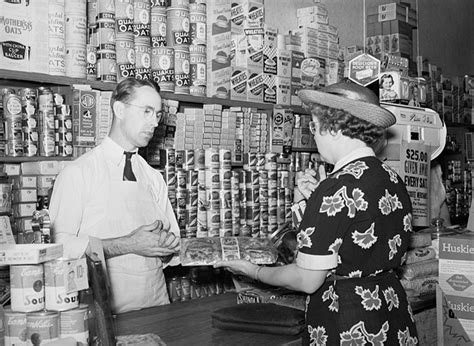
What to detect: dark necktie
<box><xmin>123</xmin><ymin>151</ymin><xmax>137</xmax><ymax>181</ymax></box>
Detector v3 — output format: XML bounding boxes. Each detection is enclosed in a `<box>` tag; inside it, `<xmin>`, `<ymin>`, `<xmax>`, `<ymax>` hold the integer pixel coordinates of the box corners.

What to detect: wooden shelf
<box><xmin>0</xmin><ymin>69</ymin><xmax>117</xmax><ymax>91</ymax></box>
<box><xmin>0</xmin><ymin>69</ymin><xmax>293</xmax><ymax>110</ymax></box>
<box><xmin>0</xmin><ymin>156</ymin><xmax>74</xmax><ymax>163</ymax></box>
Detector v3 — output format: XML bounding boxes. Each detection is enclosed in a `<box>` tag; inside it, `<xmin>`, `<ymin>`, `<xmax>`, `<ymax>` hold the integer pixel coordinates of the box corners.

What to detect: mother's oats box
<box><xmin>0</xmin><ymin>0</ymin><xmax>49</xmax><ymax>73</ymax></box>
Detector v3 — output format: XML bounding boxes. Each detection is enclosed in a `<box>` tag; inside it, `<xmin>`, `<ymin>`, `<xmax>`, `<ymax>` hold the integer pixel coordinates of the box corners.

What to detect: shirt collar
<box><xmin>333</xmin><ymin>147</ymin><xmax>375</xmax><ymax>172</ymax></box>
<box><xmin>102</xmin><ymin>137</ymin><xmax>138</xmax><ymax>166</ymax></box>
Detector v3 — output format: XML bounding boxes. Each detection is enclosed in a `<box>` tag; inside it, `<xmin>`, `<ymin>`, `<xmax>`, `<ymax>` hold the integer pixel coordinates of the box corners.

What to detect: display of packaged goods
<box><xmin>180</xmin><ymin>236</ymin><xmax>278</xmax><ymax>266</ymax></box>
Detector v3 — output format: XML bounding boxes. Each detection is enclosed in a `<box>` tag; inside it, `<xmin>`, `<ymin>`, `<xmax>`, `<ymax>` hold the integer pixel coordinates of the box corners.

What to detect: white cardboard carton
<box><xmin>0</xmin><ymin>244</ymin><xmax>63</xmax><ymax>265</ymax></box>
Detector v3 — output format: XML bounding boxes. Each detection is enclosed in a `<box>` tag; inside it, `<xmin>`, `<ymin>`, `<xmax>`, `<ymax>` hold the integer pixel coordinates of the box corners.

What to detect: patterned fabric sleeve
<box><xmin>295</xmin><ymin>178</ymin><xmax>352</xmax><ymax>271</ymax></box>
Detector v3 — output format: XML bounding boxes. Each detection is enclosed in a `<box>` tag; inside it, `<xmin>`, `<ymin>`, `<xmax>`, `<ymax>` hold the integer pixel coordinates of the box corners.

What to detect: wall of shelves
<box><xmin>0</xmin><ymin>69</ymin><xmax>308</xmax><ymax>113</ymax></box>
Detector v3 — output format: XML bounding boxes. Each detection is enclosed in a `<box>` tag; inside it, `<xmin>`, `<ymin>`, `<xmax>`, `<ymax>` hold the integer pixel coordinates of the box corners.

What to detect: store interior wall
<box><xmin>265</xmin><ymin>0</ymin><xmax>474</xmax><ymax>77</ymax></box>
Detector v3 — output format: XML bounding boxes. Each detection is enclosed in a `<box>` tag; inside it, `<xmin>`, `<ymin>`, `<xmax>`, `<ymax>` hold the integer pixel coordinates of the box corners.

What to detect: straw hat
<box><xmin>298</xmin><ymin>79</ymin><xmax>396</xmax><ymax>128</ymax></box>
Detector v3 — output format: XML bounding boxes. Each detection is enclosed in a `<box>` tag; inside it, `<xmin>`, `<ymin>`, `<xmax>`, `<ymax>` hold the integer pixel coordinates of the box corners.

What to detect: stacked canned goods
<box><xmin>3</xmin><ymin>90</ymin><xmax>23</xmax><ymax>157</ymax></box>
<box><xmin>38</xmin><ymin>88</ymin><xmax>56</xmax><ymax>157</ymax></box>
<box><xmin>86</xmin><ymin>0</ymin><xmax>98</xmax><ymax>80</ymax></box>
<box><xmin>204</xmin><ymin>148</ymin><xmax>221</xmax><ymax>237</ymax></box>
<box><xmin>230</xmin><ymin>170</ymin><xmax>241</xmax><ymax>236</ymax></box>
<box><xmin>115</xmin><ymin>0</ymin><xmax>136</xmax><ymax>82</ymax></box>
<box><xmin>64</xmin><ymin>0</ymin><xmax>87</xmax><ymax>79</ymax></box>
<box><xmin>20</xmin><ymin>88</ymin><xmax>39</xmax><ymax>157</ymax></box>
<box><xmin>195</xmin><ymin>148</ymin><xmax>208</xmax><ymax>237</ymax></box>
<box><xmin>189</xmin><ymin>1</ymin><xmax>207</xmax><ymax>96</ymax></box>
<box><xmin>54</xmin><ymin>93</ymin><xmax>73</xmax><ymax>157</ymax></box>
<box><xmin>151</xmin><ymin>1</ymin><xmax>168</xmax><ymax>48</ymax></box>
<box><xmin>1</xmin><ymin>87</ymin><xmax>74</xmax><ymax>159</ymax></box>
<box><xmin>96</xmin><ymin>0</ymin><xmax>117</xmax><ymax>82</ymax></box>
<box><xmin>134</xmin><ymin>0</ymin><xmax>152</xmax><ymax>80</ymax></box>
<box><xmin>48</xmin><ymin>0</ymin><xmax>66</xmax><ymax>76</ymax></box>
<box><xmin>167</xmin><ymin>267</ymin><xmax>226</xmax><ymax>303</ymax></box>
<box><xmin>160</xmin><ymin>148</ymin><xmax>177</xmax><ymax>209</ymax></box>
<box><xmin>7</xmin><ymin>262</ymin><xmax>89</xmax><ymax>345</ymax></box>
<box><xmin>166</xmin><ymin>0</ymin><xmax>190</xmax><ymax>94</ymax></box>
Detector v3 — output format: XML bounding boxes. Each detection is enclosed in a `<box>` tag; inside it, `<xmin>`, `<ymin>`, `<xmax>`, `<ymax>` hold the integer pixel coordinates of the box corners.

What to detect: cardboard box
<box><xmin>11</xmin><ymin>175</ymin><xmax>37</xmax><ymax>190</ymax></box>
<box><xmin>0</xmin><ymin>0</ymin><xmax>49</xmax><ymax>73</ymax></box>
<box><xmin>438</xmin><ymin>232</ymin><xmax>474</xmax><ymax>342</ymax></box>
<box><xmin>0</xmin><ymin>244</ymin><xmax>63</xmax><ymax>265</ymax></box>
<box><xmin>21</xmin><ymin>161</ymin><xmax>61</xmax><ymax>175</ymax></box>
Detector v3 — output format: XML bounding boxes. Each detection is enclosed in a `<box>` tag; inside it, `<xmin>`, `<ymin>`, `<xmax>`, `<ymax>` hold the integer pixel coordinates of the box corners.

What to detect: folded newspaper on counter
<box><xmin>180</xmin><ymin>237</ymin><xmax>278</xmax><ymax>266</ymax></box>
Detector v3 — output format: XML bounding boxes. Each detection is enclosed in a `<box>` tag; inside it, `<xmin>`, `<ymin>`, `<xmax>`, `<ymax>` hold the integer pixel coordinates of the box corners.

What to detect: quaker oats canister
<box><xmin>174</xmin><ymin>46</ymin><xmax>190</xmax><ymax>94</ymax></box>
<box><xmin>151</xmin><ymin>46</ymin><xmax>175</xmax><ymax>92</ymax></box>
<box><xmin>151</xmin><ymin>7</ymin><xmax>167</xmax><ymax>47</ymax></box>
<box><xmin>166</xmin><ymin>7</ymin><xmax>190</xmax><ymax>47</ymax></box>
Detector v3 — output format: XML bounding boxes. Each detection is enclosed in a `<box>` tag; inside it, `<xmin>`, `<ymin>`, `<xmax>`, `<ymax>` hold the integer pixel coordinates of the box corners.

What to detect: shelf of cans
<box><xmin>157</xmin><ymin>147</ymin><xmax>323</xmax><ymax>239</ymax></box>
<box><xmin>445</xmin><ymin>161</ymin><xmax>473</xmax><ymax>221</ymax></box>
<box><xmin>0</xmin><ymin>87</ymin><xmax>73</xmax><ymax>159</ymax></box>
<box><xmin>165</xmin><ymin>266</ymin><xmax>234</xmax><ymax>303</ymax></box>
<box><xmin>4</xmin><ymin>261</ymin><xmax>90</xmax><ymax>345</ymax></box>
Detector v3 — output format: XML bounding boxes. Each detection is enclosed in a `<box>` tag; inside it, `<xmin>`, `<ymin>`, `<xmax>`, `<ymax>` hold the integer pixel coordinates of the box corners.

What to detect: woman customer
<box><xmin>215</xmin><ymin>79</ymin><xmax>419</xmax><ymax>345</ymax></box>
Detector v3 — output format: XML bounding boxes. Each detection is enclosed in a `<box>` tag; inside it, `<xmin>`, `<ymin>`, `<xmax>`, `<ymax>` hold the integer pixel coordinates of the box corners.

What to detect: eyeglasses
<box><xmin>309</xmin><ymin>121</ymin><xmax>317</xmax><ymax>135</ymax></box>
<box><xmin>122</xmin><ymin>102</ymin><xmax>163</xmax><ymax>122</ymax></box>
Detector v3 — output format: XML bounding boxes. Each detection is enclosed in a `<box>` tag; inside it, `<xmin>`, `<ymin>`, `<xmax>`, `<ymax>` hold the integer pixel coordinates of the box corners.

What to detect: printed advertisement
<box><xmin>400</xmin><ymin>140</ymin><xmax>431</xmax><ymax>227</ymax></box>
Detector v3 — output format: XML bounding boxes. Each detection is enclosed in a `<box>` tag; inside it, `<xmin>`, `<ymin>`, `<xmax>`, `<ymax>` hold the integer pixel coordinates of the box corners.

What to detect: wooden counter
<box><xmin>115</xmin><ymin>293</ymin><xmax>302</xmax><ymax>346</ymax></box>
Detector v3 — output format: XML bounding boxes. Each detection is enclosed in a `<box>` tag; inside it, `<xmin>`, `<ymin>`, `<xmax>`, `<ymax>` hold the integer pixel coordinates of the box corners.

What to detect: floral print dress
<box><xmin>296</xmin><ymin>157</ymin><xmax>418</xmax><ymax>345</ymax></box>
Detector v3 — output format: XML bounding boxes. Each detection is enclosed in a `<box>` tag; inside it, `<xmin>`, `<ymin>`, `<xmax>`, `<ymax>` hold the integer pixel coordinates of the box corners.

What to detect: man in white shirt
<box><xmin>49</xmin><ymin>78</ymin><xmax>180</xmax><ymax>314</ymax></box>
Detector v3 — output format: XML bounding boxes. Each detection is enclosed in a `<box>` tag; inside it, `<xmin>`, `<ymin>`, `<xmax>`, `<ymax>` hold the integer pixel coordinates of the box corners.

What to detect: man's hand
<box><xmin>128</xmin><ymin>220</ymin><xmax>180</xmax><ymax>257</ymax></box>
<box><xmin>103</xmin><ymin>220</ymin><xmax>180</xmax><ymax>259</ymax></box>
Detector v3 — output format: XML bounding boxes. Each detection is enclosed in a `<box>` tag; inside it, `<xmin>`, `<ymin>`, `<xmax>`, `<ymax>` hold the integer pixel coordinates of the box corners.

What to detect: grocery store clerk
<box><xmin>49</xmin><ymin>78</ymin><xmax>180</xmax><ymax>314</ymax></box>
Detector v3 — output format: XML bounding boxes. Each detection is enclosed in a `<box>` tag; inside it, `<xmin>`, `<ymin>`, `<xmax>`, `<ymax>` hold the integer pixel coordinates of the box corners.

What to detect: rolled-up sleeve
<box><xmin>49</xmin><ymin>164</ymin><xmax>90</xmax><ymax>258</ymax></box>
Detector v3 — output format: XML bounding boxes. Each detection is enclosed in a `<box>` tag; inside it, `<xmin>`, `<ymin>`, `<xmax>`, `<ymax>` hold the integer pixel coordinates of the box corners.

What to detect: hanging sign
<box><xmin>348</xmin><ymin>53</ymin><xmax>380</xmax><ymax>86</ymax></box>
<box><xmin>400</xmin><ymin>140</ymin><xmax>431</xmax><ymax>227</ymax></box>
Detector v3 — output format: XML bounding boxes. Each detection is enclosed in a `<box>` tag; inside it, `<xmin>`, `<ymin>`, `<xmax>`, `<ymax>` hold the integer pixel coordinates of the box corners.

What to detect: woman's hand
<box><xmin>214</xmin><ymin>260</ymin><xmax>259</xmax><ymax>280</ymax></box>
<box><xmin>297</xmin><ymin>165</ymin><xmax>327</xmax><ymax>200</ymax></box>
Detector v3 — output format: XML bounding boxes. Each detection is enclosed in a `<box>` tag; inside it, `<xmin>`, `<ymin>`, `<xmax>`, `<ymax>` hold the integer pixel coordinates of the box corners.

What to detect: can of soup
<box><xmin>26</xmin><ymin>311</ymin><xmax>59</xmax><ymax>345</ymax></box>
<box><xmin>44</xmin><ymin>259</ymin><xmax>80</xmax><ymax>311</ymax></box>
<box><xmin>59</xmin><ymin>305</ymin><xmax>89</xmax><ymax>345</ymax></box>
<box><xmin>10</xmin><ymin>265</ymin><xmax>45</xmax><ymax>312</ymax></box>
<box><xmin>4</xmin><ymin>308</ymin><xmax>27</xmax><ymax>346</ymax></box>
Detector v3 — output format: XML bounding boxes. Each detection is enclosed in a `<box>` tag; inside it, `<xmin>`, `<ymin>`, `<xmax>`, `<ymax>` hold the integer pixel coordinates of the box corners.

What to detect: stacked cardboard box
<box><xmin>437</xmin><ymin>231</ymin><xmax>474</xmax><ymax>343</ymax></box>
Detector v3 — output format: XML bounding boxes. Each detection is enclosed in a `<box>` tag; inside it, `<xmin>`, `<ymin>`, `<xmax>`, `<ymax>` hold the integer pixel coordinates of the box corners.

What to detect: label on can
<box><xmin>151</xmin><ymin>11</ymin><xmax>167</xmax><ymax>47</ymax></box>
<box><xmin>59</xmin><ymin>305</ymin><xmax>89</xmax><ymax>344</ymax></box>
<box><xmin>4</xmin><ymin>94</ymin><xmax>22</xmax><ymax>118</ymax></box>
<box><xmin>189</xmin><ymin>11</ymin><xmax>206</xmax><ymax>45</ymax></box>
<box><xmin>174</xmin><ymin>46</ymin><xmax>190</xmax><ymax>94</ymax></box>
<box><xmin>151</xmin><ymin>47</ymin><xmax>175</xmax><ymax>92</ymax></box>
<box><xmin>26</xmin><ymin>311</ymin><xmax>59</xmax><ymax>345</ymax></box>
<box><xmin>65</xmin><ymin>13</ymin><xmax>87</xmax><ymax>44</ymax></box>
<box><xmin>204</xmin><ymin>148</ymin><xmax>219</xmax><ymax>169</ymax></box>
<box><xmin>44</xmin><ymin>260</ymin><xmax>80</xmax><ymax>311</ymax></box>
<box><xmin>189</xmin><ymin>49</ymin><xmax>206</xmax><ymax>97</ymax></box>
<box><xmin>65</xmin><ymin>45</ymin><xmax>87</xmax><ymax>79</ymax></box>
<box><xmin>4</xmin><ymin>308</ymin><xmax>27</xmax><ymax>346</ymax></box>
<box><xmin>10</xmin><ymin>265</ymin><xmax>45</xmax><ymax>312</ymax></box>
<box><xmin>166</xmin><ymin>8</ymin><xmax>190</xmax><ymax>46</ymax></box>
<box><xmin>97</xmin><ymin>50</ymin><xmax>117</xmax><ymax>82</ymax></box>
<box><xmin>97</xmin><ymin>20</ymin><xmax>116</xmax><ymax>51</ymax></box>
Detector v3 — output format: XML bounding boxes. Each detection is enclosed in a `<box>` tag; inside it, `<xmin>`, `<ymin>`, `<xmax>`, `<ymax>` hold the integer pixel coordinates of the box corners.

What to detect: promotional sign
<box><xmin>400</xmin><ymin>140</ymin><xmax>430</xmax><ymax>227</ymax></box>
<box><xmin>348</xmin><ymin>53</ymin><xmax>380</xmax><ymax>86</ymax></box>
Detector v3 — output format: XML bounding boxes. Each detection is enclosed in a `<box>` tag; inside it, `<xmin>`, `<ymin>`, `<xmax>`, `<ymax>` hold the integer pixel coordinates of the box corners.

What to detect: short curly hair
<box><xmin>305</xmin><ymin>103</ymin><xmax>385</xmax><ymax>146</ymax></box>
